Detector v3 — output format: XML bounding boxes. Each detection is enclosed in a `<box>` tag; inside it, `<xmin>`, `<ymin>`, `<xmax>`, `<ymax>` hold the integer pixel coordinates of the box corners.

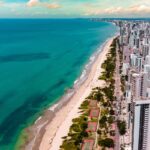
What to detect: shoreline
<box><xmin>23</xmin><ymin>36</ymin><xmax>116</xmax><ymax>150</ymax></box>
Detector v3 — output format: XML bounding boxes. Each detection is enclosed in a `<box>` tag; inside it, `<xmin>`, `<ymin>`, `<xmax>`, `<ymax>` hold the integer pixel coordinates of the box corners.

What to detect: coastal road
<box><xmin>114</xmin><ymin>42</ymin><xmax>121</xmax><ymax>150</ymax></box>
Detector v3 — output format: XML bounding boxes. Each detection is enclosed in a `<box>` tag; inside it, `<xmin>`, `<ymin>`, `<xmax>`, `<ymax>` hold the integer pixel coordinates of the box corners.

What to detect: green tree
<box><xmin>110</xmin><ymin>109</ymin><xmax>115</xmax><ymax>115</ymax></box>
<box><xmin>93</xmin><ymin>91</ymin><xmax>103</xmax><ymax>101</ymax></box>
<box><xmin>98</xmin><ymin>138</ymin><xmax>114</xmax><ymax>148</ymax></box>
<box><xmin>99</xmin><ymin>116</ymin><xmax>107</xmax><ymax>125</ymax></box>
<box><xmin>60</xmin><ymin>141</ymin><xmax>79</xmax><ymax>150</ymax></box>
<box><xmin>108</xmin><ymin>116</ymin><xmax>114</xmax><ymax>124</ymax></box>
<box><xmin>117</xmin><ymin>120</ymin><xmax>126</xmax><ymax>135</ymax></box>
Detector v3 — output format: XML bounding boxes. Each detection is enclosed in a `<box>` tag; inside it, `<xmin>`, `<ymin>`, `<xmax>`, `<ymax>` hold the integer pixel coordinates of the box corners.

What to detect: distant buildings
<box><xmin>117</xmin><ymin>20</ymin><xmax>150</xmax><ymax>150</ymax></box>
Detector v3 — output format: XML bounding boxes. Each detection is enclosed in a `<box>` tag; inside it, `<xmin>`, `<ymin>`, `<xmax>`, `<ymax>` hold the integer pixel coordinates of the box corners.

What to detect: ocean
<box><xmin>0</xmin><ymin>19</ymin><xmax>117</xmax><ymax>150</ymax></box>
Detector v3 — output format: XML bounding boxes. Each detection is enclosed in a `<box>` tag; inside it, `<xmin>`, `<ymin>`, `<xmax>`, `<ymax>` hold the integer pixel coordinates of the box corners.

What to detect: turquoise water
<box><xmin>0</xmin><ymin>19</ymin><xmax>117</xmax><ymax>149</ymax></box>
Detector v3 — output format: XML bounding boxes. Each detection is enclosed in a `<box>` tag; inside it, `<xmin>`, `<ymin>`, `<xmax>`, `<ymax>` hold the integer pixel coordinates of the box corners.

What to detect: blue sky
<box><xmin>0</xmin><ymin>0</ymin><xmax>150</xmax><ymax>18</ymax></box>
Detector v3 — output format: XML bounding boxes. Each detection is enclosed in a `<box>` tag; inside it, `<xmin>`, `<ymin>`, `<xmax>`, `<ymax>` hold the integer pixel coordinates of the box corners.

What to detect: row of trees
<box><xmin>60</xmin><ymin>101</ymin><xmax>89</xmax><ymax>150</ymax></box>
<box><xmin>61</xmin><ymin>87</ymin><xmax>102</xmax><ymax>149</ymax></box>
<box><xmin>118</xmin><ymin>40</ymin><xmax>127</xmax><ymax>137</ymax></box>
<box><xmin>60</xmin><ymin>38</ymin><xmax>119</xmax><ymax>150</ymax></box>
<box><xmin>97</xmin><ymin>38</ymin><xmax>117</xmax><ymax>149</ymax></box>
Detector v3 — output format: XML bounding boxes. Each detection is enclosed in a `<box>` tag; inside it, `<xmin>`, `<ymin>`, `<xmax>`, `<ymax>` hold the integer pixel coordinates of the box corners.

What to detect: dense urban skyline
<box><xmin>0</xmin><ymin>0</ymin><xmax>150</xmax><ymax>18</ymax></box>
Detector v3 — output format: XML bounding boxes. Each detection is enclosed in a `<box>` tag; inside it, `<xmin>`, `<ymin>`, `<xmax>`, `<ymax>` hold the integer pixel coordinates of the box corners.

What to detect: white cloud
<box><xmin>44</xmin><ymin>3</ymin><xmax>61</xmax><ymax>9</ymax></box>
<box><xmin>27</xmin><ymin>0</ymin><xmax>39</xmax><ymax>7</ymax></box>
<box><xmin>27</xmin><ymin>0</ymin><xmax>61</xmax><ymax>9</ymax></box>
<box><xmin>84</xmin><ymin>3</ymin><xmax>150</xmax><ymax>17</ymax></box>
<box><xmin>0</xmin><ymin>0</ymin><xmax>150</xmax><ymax>17</ymax></box>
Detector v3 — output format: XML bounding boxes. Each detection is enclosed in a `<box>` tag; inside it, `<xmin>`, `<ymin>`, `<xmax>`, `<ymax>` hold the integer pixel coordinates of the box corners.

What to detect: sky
<box><xmin>0</xmin><ymin>0</ymin><xmax>150</xmax><ymax>18</ymax></box>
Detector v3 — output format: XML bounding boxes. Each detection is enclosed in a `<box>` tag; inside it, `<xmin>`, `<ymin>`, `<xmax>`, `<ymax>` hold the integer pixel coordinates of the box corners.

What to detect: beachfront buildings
<box><xmin>133</xmin><ymin>100</ymin><xmax>150</xmax><ymax>150</ymax></box>
<box><xmin>117</xmin><ymin>20</ymin><xmax>150</xmax><ymax>150</ymax></box>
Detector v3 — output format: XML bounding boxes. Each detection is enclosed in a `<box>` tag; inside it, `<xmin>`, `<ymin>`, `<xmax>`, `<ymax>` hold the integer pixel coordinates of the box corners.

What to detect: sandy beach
<box><xmin>25</xmin><ymin>37</ymin><xmax>114</xmax><ymax>150</ymax></box>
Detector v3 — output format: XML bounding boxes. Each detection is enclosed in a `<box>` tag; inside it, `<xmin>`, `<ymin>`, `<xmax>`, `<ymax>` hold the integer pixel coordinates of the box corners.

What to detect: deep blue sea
<box><xmin>0</xmin><ymin>19</ymin><xmax>117</xmax><ymax>150</ymax></box>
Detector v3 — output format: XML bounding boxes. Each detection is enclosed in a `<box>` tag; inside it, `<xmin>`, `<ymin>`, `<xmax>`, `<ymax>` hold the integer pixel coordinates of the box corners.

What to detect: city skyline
<box><xmin>0</xmin><ymin>0</ymin><xmax>150</xmax><ymax>18</ymax></box>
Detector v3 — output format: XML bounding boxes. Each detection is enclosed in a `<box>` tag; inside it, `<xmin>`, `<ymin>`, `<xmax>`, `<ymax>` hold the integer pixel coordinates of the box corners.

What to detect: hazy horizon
<box><xmin>0</xmin><ymin>0</ymin><xmax>150</xmax><ymax>18</ymax></box>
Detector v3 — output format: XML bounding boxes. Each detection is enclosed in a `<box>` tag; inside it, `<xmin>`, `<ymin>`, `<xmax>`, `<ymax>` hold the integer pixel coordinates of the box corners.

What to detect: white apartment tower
<box><xmin>133</xmin><ymin>100</ymin><xmax>150</xmax><ymax>150</ymax></box>
<box><xmin>131</xmin><ymin>73</ymin><xmax>147</xmax><ymax>100</ymax></box>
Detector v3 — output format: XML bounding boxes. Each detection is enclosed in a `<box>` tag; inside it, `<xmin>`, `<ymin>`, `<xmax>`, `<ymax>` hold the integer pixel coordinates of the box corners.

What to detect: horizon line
<box><xmin>0</xmin><ymin>17</ymin><xmax>150</xmax><ymax>19</ymax></box>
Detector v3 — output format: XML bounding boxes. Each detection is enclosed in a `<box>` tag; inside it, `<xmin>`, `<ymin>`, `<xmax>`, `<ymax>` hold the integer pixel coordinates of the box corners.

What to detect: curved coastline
<box><xmin>0</xmin><ymin>20</ymin><xmax>119</xmax><ymax>150</ymax></box>
<box><xmin>20</xmin><ymin>32</ymin><xmax>118</xmax><ymax>150</ymax></box>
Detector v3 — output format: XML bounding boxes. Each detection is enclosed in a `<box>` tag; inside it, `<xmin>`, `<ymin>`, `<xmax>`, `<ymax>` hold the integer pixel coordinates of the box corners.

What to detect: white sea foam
<box><xmin>35</xmin><ymin>116</ymin><xmax>42</xmax><ymax>124</ymax></box>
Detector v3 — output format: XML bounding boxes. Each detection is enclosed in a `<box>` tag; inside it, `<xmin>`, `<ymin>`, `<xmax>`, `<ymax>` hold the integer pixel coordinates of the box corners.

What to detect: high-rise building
<box><xmin>131</xmin><ymin>72</ymin><xmax>147</xmax><ymax>100</ymax></box>
<box><xmin>117</xmin><ymin>20</ymin><xmax>150</xmax><ymax>150</ymax></box>
<box><xmin>133</xmin><ymin>100</ymin><xmax>150</xmax><ymax>150</ymax></box>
